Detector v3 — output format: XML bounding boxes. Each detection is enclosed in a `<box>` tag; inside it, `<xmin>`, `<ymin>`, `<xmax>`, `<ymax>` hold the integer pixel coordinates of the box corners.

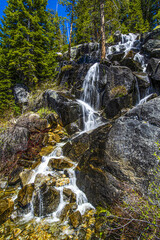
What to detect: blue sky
<box><xmin>0</xmin><ymin>0</ymin><xmax>67</xmax><ymax>22</ymax></box>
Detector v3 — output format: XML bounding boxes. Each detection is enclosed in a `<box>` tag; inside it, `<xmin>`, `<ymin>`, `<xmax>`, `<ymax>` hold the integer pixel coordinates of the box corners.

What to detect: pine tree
<box><xmin>0</xmin><ymin>45</ymin><xmax>13</xmax><ymax>114</ymax></box>
<box><xmin>127</xmin><ymin>0</ymin><xmax>149</xmax><ymax>33</ymax></box>
<box><xmin>0</xmin><ymin>0</ymin><xmax>57</xmax><ymax>86</ymax></box>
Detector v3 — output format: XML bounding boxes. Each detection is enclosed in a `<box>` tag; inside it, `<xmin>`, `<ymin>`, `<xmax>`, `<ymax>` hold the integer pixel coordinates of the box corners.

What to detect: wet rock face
<box><xmin>33</xmin><ymin>183</ymin><xmax>60</xmax><ymax>217</ymax></box>
<box><xmin>73</xmin><ymin>98</ymin><xmax>160</xmax><ymax>207</ymax></box>
<box><xmin>43</xmin><ymin>90</ymin><xmax>82</xmax><ymax>126</ymax></box>
<box><xmin>48</xmin><ymin>157</ymin><xmax>74</xmax><ymax>170</ymax></box>
<box><xmin>8</xmin><ymin>166</ymin><xmax>23</xmax><ymax>186</ymax></box>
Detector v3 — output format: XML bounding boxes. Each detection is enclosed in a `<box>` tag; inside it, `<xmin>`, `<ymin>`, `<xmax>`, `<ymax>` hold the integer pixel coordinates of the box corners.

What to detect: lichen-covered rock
<box><xmin>0</xmin><ymin>198</ymin><xmax>14</xmax><ymax>224</ymax></box>
<box><xmin>19</xmin><ymin>169</ymin><xmax>34</xmax><ymax>187</ymax></box>
<box><xmin>39</xmin><ymin>145</ymin><xmax>54</xmax><ymax>157</ymax></box>
<box><xmin>13</xmin><ymin>84</ymin><xmax>29</xmax><ymax>105</ymax></box>
<box><xmin>18</xmin><ymin>184</ymin><xmax>34</xmax><ymax>208</ymax></box>
<box><xmin>48</xmin><ymin>157</ymin><xmax>74</xmax><ymax>170</ymax></box>
<box><xmin>60</xmin><ymin>203</ymin><xmax>77</xmax><ymax>221</ymax></box>
<box><xmin>69</xmin><ymin>210</ymin><xmax>82</xmax><ymax>228</ymax></box>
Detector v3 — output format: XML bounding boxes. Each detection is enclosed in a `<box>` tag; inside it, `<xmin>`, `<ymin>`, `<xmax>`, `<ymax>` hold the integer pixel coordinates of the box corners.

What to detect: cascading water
<box><xmin>77</xmin><ymin>63</ymin><xmax>102</xmax><ymax>132</ymax></box>
<box><xmin>106</xmin><ymin>33</ymin><xmax>157</xmax><ymax>103</ymax></box>
<box><xmin>22</xmin><ymin>142</ymin><xmax>94</xmax><ymax>223</ymax></box>
<box><xmin>106</xmin><ymin>33</ymin><xmax>138</xmax><ymax>58</ymax></box>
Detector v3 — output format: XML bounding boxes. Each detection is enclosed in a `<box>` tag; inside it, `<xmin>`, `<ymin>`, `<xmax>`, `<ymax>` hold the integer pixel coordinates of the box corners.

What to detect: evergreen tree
<box><xmin>0</xmin><ymin>0</ymin><xmax>57</xmax><ymax>86</ymax></box>
<box><xmin>141</xmin><ymin>0</ymin><xmax>160</xmax><ymax>30</ymax></box>
<box><xmin>0</xmin><ymin>45</ymin><xmax>13</xmax><ymax>114</ymax></box>
<box><xmin>127</xmin><ymin>0</ymin><xmax>149</xmax><ymax>33</ymax></box>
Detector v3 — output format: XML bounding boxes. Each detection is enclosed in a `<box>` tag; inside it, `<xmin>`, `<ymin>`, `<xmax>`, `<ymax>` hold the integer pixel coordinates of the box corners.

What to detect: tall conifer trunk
<box><xmin>68</xmin><ymin>17</ymin><xmax>73</xmax><ymax>60</ymax></box>
<box><xmin>100</xmin><ymin>0</ymin><xmax>106</xmax><ymax>60</ymax></box>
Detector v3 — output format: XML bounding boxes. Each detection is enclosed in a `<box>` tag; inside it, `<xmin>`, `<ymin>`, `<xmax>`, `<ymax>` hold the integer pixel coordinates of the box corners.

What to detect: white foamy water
<box><xmin>106</xmin><ymin>33</ymin><xmax>138</xmax><ymax>58</ymax></box>
<box><xmin>21</xmin><ymin>143</ymin><xmax>94</xmax><ymax>223</ymax></box>
<box><xmin>78</xmin><ymin>63</ymin><xmax>103</xmax><ymax>131</ymax></box>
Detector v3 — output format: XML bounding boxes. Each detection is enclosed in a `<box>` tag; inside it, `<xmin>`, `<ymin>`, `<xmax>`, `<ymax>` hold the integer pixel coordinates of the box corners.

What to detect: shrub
<box><xmin>37</xmin><ymin>107</ymin><xmax>55</xmax><ymax>119</ymax></box>
<box><xmin>61</xmin><ymin>65</ymin><xmax>73</xmax><ymax>72</ymax></box>
<box><xmin>110</xmin><ymin>85</ymin><xmax>127</xmax><ymax>98</ymax></box>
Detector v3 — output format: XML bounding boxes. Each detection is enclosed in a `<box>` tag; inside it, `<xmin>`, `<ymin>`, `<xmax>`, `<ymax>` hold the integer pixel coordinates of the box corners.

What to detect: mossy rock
<box><xmin>110</xmin><ymin>86</ymin><xmax>128</xmax><ymax>99</ymax></box>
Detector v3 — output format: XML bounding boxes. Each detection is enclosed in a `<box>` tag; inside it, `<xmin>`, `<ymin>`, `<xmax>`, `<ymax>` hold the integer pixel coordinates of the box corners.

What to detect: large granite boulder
<box><xmin>99</xmin><ymin>65</ymin><xmax>137</xmax><ymax>118</ymax></box>
<box><xmin>64</xmin><ymin>97</ymin><xmax>160</xmax><ymax>207</ymax></box>
<box><xmin>142</xmin><ymin>29</ymin><xmax>160</xmax><ymax>58</ymax></box>
<box><xmin>147</xmin><ymin>58</ymin><xmax>160</xmax><ymax>82</ymax></box>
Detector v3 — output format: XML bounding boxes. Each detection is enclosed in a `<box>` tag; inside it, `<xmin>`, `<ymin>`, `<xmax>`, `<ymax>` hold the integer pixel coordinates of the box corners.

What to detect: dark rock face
<box><xmin>43</xmin><ymin>90</ymin><xmax>82</xmax><ymax>126</ymax></box>
<box><xmin>142</xmin><ymin>39</ymin><xmax>160</xmax><ymax>58</ymax></box>
<box><xmin>133</xmin><ymin>72</ymin><xmax>150</xmax><ymax>99</ymax></box>
<box><xmin>100</xmin><ymin>65</ymin><xmax>136</xmax><ymax>118</ymax></box>
<box><xmin>147</xmin><ymin>58</ymin><xmax>160</xmax><ymax>82</ymax></box>
<box><xmin>64</xmin><ymin>97</ymin><xmax>160</xmax><ymax>207</ymax></box>
<box><xmin>59</xmin><ymin>63</ymin><xmax>91</xmax><ymax>98</ymax></box>
<box><xmin>13</xmin><ymin>84</ymin><xmax>29</xmax><ymax>105</ymax></box>
<box><xmin>141</xmin><ymin>29</ymin><xmax>160</xmax><ymax>59</ymax></box>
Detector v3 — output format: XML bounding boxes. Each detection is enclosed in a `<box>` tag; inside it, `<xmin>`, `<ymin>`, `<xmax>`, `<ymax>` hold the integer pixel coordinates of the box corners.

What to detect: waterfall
<box><xmin>106</xmin><ymin>33</ymin><xmax>138</xmax><ymax>58</ymax></box>
<box><xmin>77</xmin><ymin>63</ymin><xmax>102</xmax><ymax>132</ymax></box>
<box><xmin>21</xmin><ymin>142</ymin><xmax>94</xmax><ymax>223</ymax></box>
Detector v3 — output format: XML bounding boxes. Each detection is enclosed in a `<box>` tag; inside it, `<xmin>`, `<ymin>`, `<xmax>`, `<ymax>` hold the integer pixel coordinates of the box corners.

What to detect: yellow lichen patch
<box><xmin>39</xmin><ymin>146</ymin><xmax>54</xmax><ymax>156</ymax></box>
<box><xmin>13</xmin><ymin>228</ymin><xmax>22</xmax><ymax>238</ymax></box>
<box><xmin>86</xmin><ymin>228</ymin><xmax>94</xmax><ymax>240</ymax></box>
<box><xmin>56</xmin><ymin>178</ymin><xmax>70</xmax><ymax>187</ymax></box>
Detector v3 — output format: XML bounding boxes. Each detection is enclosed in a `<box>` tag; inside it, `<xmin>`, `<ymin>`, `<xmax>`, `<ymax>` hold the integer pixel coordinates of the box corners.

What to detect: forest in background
<box><xmin>0</xmin><ymin>0</ymin><xmax>160</xmax><ymax>116</ymax></box>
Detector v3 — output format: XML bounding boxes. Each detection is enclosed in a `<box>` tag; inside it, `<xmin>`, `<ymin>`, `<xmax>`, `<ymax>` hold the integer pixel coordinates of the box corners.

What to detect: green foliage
<box><xmin>37</xmin><ymin>107</ymin><xmax>54</xmax><ymax>119</ymax></box>
<box><xmin>110</xmin><ymin>86</ymin><xmax>127</xmax><ymax>98</ymax></box>
<box><xmin>61</xmin><ymin>65</ymin><xmax>73</xmax><ymax>72</ymax></box>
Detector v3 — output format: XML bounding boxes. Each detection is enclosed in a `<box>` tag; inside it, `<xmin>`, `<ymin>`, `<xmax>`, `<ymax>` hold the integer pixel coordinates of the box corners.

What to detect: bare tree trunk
<box><xmin>100</xmin><ymin>0</ymin><xmax>106</xmax><ymax>60</ymax></box>
<box><xmin>68</xmin><ymin>19</ymin><xmax>73</xmax><ymax>60</ymax></box>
